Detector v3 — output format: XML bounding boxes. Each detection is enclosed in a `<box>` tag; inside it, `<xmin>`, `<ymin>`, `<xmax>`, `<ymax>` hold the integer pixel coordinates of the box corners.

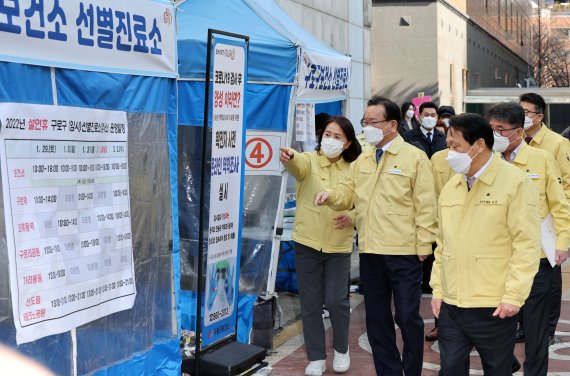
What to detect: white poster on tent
<box><xmin>298</xmin><ymin>49</ymin><xmax>351</xmax><ymax>102</ymax></box>
<box><xmin>0</xmin><ymin>0</ymin><xmax>176</xmax><ymax>78</ymax></box>
<box><xmin>0</xmin><ymin>103</ymin><xmax>136</xmax><ymax>344</ymax></box>
<box><xmin>295</xmin><ymin>103</ymin><xmax>307</xmax><ymax>142</ymax></box>
<box><xmin>305</xmin><ymin>103</ymin><xmax>316</xmax><ymax>142</ymax></box>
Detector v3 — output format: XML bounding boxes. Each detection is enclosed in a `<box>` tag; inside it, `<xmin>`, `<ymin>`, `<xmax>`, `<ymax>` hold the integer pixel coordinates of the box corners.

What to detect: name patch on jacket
<box><xmin>527</xmin><ymin>173</ymin><xmax>540</xmax><ymax>179</ymax></box>
<box><xmin>478</xmin><ymin>199</ymin><xmax>500</xmax><ymax>205</ymax></box>
<box><xmin>388</xmin><ymin>169</ymin><xmax>402</xmax><ymax>175</ymax></box>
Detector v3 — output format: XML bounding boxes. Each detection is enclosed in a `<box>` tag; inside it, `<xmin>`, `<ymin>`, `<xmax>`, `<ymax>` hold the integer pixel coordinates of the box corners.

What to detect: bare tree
<box><xmin>532</xmin><ymin>1</ymin><xmax>570</xmax><ymax>87</ymax></box>
<box><xmin>543</xmin><ymin>30</ymin><xmax>570</xmax><ymax>86</ymax></box>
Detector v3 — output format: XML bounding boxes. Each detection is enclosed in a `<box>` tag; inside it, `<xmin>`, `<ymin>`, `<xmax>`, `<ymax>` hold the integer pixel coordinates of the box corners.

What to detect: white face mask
<box><xmin>421</xmin><ymin>117</ymin><xmax>437</xmax><ymax>130</ymax></box>
<box><xmin>523</xmin><ymin>115</ymin><xmax>535</xmax><ymax>129</ymax></box>
<box><xmin>320</xmin><ymin>137</ymin><xmax>345</xmax><ymax>158</ymax></box>
<box><xmin>492</xmin><ymin>134</ymin><xmax>510</xmax><ymax>153</ymax></box>
<box><xmin>363</xmin><ymin>126</ymin><xmax>385</xmax><ymax>145</ymax></box>
<box><xmin>406</xmin><ymin>110</ymin><xmax>415</xmax><ymax>119</ymax></box>
<box><xmin>442</xmin><ymin>118</ymin><xmax>450</xmax><ymax>127</ymax></box>
<box><xmin>446</xmin><ymin>144</ymin><xmax>478</xmax><ymax>174</ymax></box>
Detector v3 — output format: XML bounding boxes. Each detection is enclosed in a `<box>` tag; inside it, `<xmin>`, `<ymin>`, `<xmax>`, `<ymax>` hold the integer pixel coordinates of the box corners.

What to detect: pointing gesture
<box><xmin>279</xmin><ymin>147</ymin><xmax>294</xmax><ymax>163</ymax></box>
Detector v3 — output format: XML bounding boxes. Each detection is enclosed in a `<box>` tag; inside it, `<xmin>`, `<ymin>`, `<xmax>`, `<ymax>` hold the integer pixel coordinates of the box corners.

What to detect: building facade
<box><xmin>276</xmin><ymin>0</ymin><xmax>372</xmax><ymax>131</ymax></box>
<box><xmin>370</xmin><ymin>0</ymin><xmax>532</xmax><ymax>111</ymax></box>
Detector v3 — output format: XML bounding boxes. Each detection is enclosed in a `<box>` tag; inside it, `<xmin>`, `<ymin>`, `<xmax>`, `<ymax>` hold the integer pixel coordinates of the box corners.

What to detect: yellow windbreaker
<box><xmin>284</xmin><ymin>151</ymin><xmax>354</xmax><ymax>253</ymax></box>
<box><xmin>512</xmin><ymin>143</ymin><xmax>570</xmax><ymax>252</ymax></box>
<box><xmin>431</xmin><ymin>148</ymin><xmax>454</xmax><ymax>199</ymax></box>
<box><xmin>527</xmin><ymin>124</ymin><xmax>570</xmax><ymax>200</ymax></box>
<box><xmin>325</xmin><ymin>136</ymin><xmax>437</xmax><ymax>256</ymax></box>
<box><xmin>430</xmin><ymin>156</ymin><xmax>541</xmax><ymax>308</ymax></box>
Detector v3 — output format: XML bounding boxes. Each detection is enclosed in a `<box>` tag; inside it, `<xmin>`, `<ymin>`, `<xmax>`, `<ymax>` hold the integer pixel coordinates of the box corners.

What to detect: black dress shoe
<box><xmin>425</xmin><ymin>327</ymin><xmax>438</xmax><ymax>341</ymax></box>
<box><xmin>515</xmin><ymin>328</ymin><xmax>525</xmax><ymax>343</ymax></box>
<box><xmin>512</xmin><ymin>357</ymin><xmax>521</xmax><ymax>373</ymax></box>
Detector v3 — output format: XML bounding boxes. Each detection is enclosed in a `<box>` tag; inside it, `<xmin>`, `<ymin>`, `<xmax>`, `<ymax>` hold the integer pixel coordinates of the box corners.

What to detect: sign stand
<box><xmin>181</xmin><ymin>29</ymin><xmax>266</xmax><ymax>376</ymax></box>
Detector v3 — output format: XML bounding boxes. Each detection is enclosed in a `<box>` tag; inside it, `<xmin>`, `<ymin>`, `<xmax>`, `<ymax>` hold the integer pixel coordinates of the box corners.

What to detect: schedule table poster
<box><xmin>0</xmin><ymin>103</ymin><xmax>136</xmax><ymax>344</ymax></box>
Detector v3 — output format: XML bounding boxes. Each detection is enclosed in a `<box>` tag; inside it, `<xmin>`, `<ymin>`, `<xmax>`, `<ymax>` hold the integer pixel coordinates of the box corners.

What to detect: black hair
<box><xmin>448</xmin><ymin>113</ymin><xmax>494</xmax><ymax>150</ymax></box>
<box><xmin>486</xmin><ymin>102</ymin><xmax>525</xmax><ymax>129</ymax></box>
<box><xmin>367</xmin><ymin>96</ymin><xmax>401</xmax><ymax>124</ymax></box>
<box><xmin>519</xmin><ymin>93</ymin><xmax>546</xmax><ymax>114</ymax></box>
<box><xmin>419</xmin><ymin>101</ymin><xmax>438</xmax><ymax>114</ymax></box>
<box><xmin>400</xmin><ymin>102</ymin><xmax>415</xmax><ymax>116</ymax></box>
<box><xmin>315</xmin><ymin>112</ymin><xmax>331</xmax><ymax>138</ymax></box>
<box><xmin>316</xmin><ymin>116</ymin><xmax>362</xmax><ymax>163</ymax></box>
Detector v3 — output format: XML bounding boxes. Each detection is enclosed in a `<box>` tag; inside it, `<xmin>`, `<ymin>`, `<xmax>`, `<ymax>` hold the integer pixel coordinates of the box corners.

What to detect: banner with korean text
<box><xmin>297</xmin><ymin>49</ymin><xmax>351</xmax><ymax>103</ymax></box>
<box><xmin>0</xmin><ymin>0</ymin><xmax>176</xmax><ymax>77</ymax></box>
<box><xmin>202</xmin><ymin>37</ymin><xmax>247</xmax><ymax>348</ymax></box>
<box><xmin>0</xmin><ymin>103</ymin><xmax>136</xmax><ymax>344</ymax></box>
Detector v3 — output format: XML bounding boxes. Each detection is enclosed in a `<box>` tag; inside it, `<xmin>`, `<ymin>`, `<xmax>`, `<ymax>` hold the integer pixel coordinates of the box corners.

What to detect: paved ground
<box><xmin>261</xmin><ymin>260</ymin><xmax>570</xmax><ymax>376</ymax></box>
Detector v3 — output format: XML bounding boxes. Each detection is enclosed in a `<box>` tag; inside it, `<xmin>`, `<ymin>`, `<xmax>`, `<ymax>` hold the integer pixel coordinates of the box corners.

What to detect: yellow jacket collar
<box><xmin>512</xmin><ymin>142</ymin><xmax>530</xmax><ymax>165</ymax></box>
<box><xmin>531</xmin><ymin>123</ymin><xmax>548</xmax><ymax>144</ymax></box>
<box><xmin>386</xmin><ymin>135</ymin><xmax>405</xmax><ymax>155</ymax></box>
<box><xmin>363</xmin><ymin>135</ymin><xmax>404</xmax><ymax>162</ymax></box>
<box><xmin>476</xmin><ymin>154</ymin><xmax>502</xmax><ymax>187</ymax></box>
<box><xmin>318</xmin><ymin>151</ymin><xmax>349</xmax><ymax>168</ymax></box>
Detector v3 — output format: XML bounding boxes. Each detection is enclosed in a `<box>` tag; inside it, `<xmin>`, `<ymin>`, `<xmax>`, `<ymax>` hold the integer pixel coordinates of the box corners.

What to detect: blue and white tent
<box><xmin>176</xmin><ymin>0</ymin><xmax>350</xmax><ymax>341</ymax></box>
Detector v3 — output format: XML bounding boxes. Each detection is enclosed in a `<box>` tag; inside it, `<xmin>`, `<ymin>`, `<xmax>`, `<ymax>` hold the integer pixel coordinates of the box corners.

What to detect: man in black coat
<box><xmin>403</xmin><ymin>102</ymin><xmax>447</xmax><ymax>159</ymax></box>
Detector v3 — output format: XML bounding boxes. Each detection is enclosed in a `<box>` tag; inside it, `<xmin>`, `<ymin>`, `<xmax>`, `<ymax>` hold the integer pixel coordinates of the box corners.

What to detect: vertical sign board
<box><xmin>202</xmin><ymin>37</ymin><xmax>247</xmax><ymax>348</ymax></box>
<box><xmin>0</xmin><ymin>103</ymin><xmax>136</xmax><ymax>344</ymax></box>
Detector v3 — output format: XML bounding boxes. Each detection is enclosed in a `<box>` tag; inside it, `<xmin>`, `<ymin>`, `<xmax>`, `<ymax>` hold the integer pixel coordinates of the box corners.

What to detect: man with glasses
<box><xmin>430</xmin><ymin>113</ymin><xmax>540</xmax><ymax>375</ymax></box>
<box><xmin>314</xmin><ymin>96</ymin><xmax>437</xmax><ymax>376</ymax></box>
<box><xmin>519</xmin><ymin>93</ymin><xmax>570</xmax><ymax>347</ymax></box>
<box><xmin>487</xmin><ymin>102</ymin><xmax>570</xmax><ymax>375</ymax></box>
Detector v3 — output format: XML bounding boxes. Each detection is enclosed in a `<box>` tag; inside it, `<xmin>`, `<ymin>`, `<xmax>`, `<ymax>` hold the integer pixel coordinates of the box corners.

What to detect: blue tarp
<box><xmin>0</xmin><ymin>61</ymin><xmax>180</xmax><ymax>375</ymax></box>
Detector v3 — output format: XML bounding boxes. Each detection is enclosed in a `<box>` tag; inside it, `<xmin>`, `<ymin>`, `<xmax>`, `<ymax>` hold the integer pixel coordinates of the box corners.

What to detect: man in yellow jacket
<box><xmin>519</xmin><ymin>92</ymin><xmax>570</xmax><ymax>345</ymax></box>
<box><xmin>487</xmin><ymin>102</ymin><xmax>570</xmax><ymax>375</ymax></box>
<box><xmin>430</xmin><ymin>113</ymin><xmax>541</xmax><ymax>375</ymax></box>
<box><xmin>315</xmin><ymin>96</ymin><xmax>437</xmax><ymax>376</ymax></box>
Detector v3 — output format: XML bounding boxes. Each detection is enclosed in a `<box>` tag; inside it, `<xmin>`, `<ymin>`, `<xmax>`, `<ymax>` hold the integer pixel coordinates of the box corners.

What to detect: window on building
<box><xmin>498</xmin><ymin>1</ymin><xmax>501</xmax><ymax>24</ymax></box>
<box><xmin>462</xmin><ymin>68</ymin><xmax>469</xmax><ymax>96</ymax></box>
<box><xmin>450</xmin><ymin>64</ymin><xmax>455</xmax><ymax>103</ymax></box>
<box><xmin>510</xmin><ymin>3</ymin><xmax>513</xmax><ymax>35</ymax></box>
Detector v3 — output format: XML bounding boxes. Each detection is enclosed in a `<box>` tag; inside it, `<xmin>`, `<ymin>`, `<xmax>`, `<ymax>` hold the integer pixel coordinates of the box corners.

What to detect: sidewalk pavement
<box><xmin>263</xmin><ymin>261</ymin><xmax>570</xmax><ymax>375</ymax></box>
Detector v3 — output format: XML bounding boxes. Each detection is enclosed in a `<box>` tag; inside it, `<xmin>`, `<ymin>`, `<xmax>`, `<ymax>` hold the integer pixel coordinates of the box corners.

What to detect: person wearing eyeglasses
<box><xmin>314</xmin><ymin>96</ymin><xmax>437</xmax><ymax>376</ymax></box>
<box><xmin>519</xmin><ymin>92</ymin><xmax>570</xmax><ymax>348</ymax></box>
<box><xmin>280</xmin><ymin>116</ymin><xmax>362</xmax><ymax>376</ymax></box>
<box><xmin>487</xmin><ymin>102</ymin><xmax>570</xmax><ymax>375</ymax></box>
<box><xmin>430</xmin><ymin>113</ymin><xmax>541</xmax><ymax>376</ymax></box>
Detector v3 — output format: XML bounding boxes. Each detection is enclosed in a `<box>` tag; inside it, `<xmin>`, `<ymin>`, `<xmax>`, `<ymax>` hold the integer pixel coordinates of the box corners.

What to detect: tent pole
<box><xmin>194</xmin><ymin>28</ymin><xmax>215</xmax><ymax>376</ymax></box>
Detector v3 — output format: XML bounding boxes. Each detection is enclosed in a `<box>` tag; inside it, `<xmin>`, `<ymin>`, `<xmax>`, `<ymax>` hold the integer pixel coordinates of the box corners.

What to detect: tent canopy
<box><xmin>245</xmin><ymin>0</ymin><xmax>351</xmax><ymax>102</ymax></box>
<box><xmin>177</xmin><ymin>0</ymin><xmax>297</xmax><ymax>83</ymax></box>
<box><xmin>177</xmin><ymin>0</ymin><xmax>351</xmax><ymax>103</ymax></box>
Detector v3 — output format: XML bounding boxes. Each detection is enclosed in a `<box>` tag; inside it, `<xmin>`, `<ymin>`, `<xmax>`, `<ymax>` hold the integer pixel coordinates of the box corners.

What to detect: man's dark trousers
<box><xmin>549</xmin><ymin>265</ymin><xmax>562</xmax><ymax>338</ymax></box>
<box><xmin>360</xmin><ymin>253</ymin><xmax>423</xmax><ymax>376</ymax></box>
<box><xmin>438</xmin><ymin>303</ymin><xmax>518</xmax><ymax>375</ymax></box>
<box><xmin>518</xmin><ymin>259</ymin><xmax>553</xmax><ymax>375</ymax></box>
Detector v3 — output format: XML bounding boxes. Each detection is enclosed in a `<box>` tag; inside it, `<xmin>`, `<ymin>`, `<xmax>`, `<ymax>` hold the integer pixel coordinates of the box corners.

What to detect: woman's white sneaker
<box><xmin>332</xmin><ymin>349</ymin><xmax>350</xmax><ymax>373</ymax></box>
<box><xmin>305</xmin><ymin>360</ymin><xmax>326</xmax><ymax>376</ymax></box>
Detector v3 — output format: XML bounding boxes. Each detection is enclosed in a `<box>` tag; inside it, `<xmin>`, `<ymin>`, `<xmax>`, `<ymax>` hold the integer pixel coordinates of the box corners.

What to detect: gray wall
<box><xmin>466</xmin><ymin>23</ymin><xmax>531</xmax><ymax>90</ymax></box>
<box><xmin>371</xmin><ymin>2</ymin><xmax>440</xmax><ymax>104</ymax></box>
